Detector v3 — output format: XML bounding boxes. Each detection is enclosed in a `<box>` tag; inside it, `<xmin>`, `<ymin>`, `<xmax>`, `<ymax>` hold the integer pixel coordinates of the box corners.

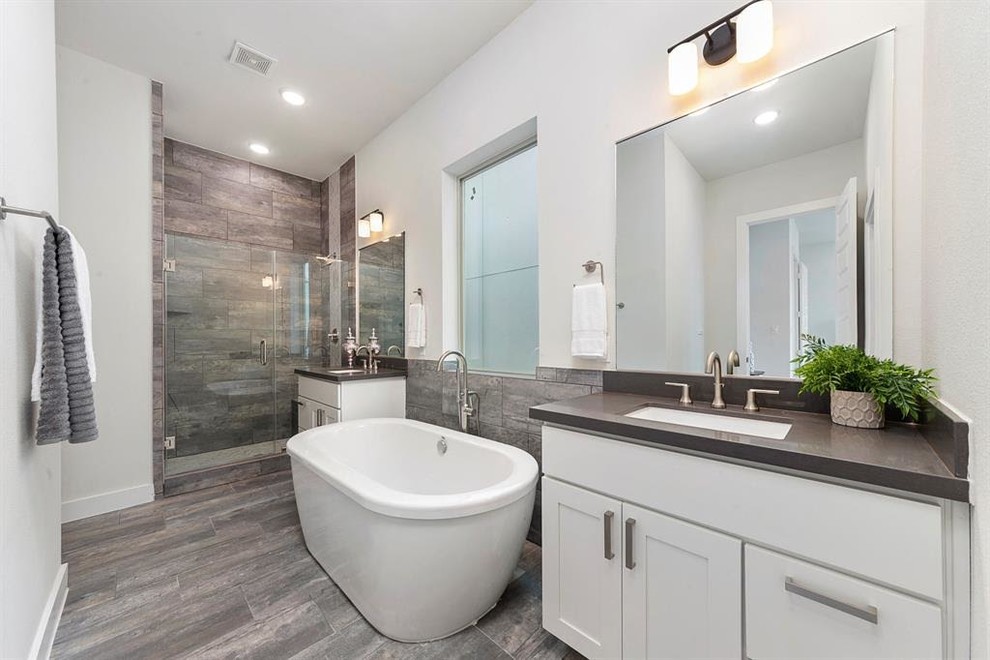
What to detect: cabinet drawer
<box><xmin>745</xmin><ymin>545</ymin><xmax>942</xmax><ymax>660</ymax></box>
<box><xmin>298</xmin><ymin>376</ymin><xmax>340</xmax><ymax>408</ymax></box>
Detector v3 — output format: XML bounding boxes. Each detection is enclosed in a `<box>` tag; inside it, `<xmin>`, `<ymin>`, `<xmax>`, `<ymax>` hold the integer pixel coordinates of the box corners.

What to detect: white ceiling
<box><xmin>663</xmin><ymin>38</ymin><xmax>878</xmax><ymax>181</ymax></box>
<box><xmin>55</xmin><ymin>0</ymin><xmax>532</xmax><ymax>180</ymax></box>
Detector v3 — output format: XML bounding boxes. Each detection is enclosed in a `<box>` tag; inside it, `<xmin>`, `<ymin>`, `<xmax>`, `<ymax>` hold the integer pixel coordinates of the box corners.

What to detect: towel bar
<box><xmin>0</xmin><ymin>196</ymin><xmax>60</xmax><ymax>232</ymax></box>
<box><xmin>579</xmin><ymin>260</ymin><xmax>604</xmax><ymax>285</ymax></box>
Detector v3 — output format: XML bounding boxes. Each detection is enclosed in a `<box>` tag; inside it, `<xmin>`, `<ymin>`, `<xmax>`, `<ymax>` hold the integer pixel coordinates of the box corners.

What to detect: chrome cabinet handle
<box><xmin>784</xmin><ymin>577</ymin><xmax>878</xmax><ymax>625</ymax></box>
<box><xmin>259</xmin><ymin>339</ymin><xmax>268</xmax><ymax>365</ymax></box>
<box><xmin>624</xmin><ymin>518</ymin><xmax>636</xmax><ymax>569</ymax></box>
<box><xmin>603</xmin><ymin>511</ymin><xmax>615</xmax><ymax>560</ymax></box>
<box><xmin>316</xmin><ymin>409</ymin><xmax>324</xmax><ymax>426</ymax></box>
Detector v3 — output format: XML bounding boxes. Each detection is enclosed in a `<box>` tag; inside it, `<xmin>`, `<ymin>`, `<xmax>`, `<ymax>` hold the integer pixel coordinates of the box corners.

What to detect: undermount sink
<box><xmin>625</xmin><ymin>406</ymin><xmax>792</xmax><ymax>440</ymax></box>
<box><xmin>328</xmin><ymin>369</ymin><xmax>367</xmax><ymax>375</ymax></box>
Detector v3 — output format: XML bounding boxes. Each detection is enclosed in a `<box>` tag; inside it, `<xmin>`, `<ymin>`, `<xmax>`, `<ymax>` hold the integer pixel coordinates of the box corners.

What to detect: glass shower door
<box><xmin>164</xmin><ymin>235</ymin><xmax>278</xmax><ymax>475</ymax></box>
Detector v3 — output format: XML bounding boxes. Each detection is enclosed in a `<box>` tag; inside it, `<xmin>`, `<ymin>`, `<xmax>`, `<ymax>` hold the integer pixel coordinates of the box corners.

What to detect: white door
<box><xmin>834</xmin><ymin>177</ymin><xmax>858</xmax><ymax>344</ymax></box>
<box><xmin>542</xmin><ymin>478</ymin><xmax>623</xmax><ymax>659</ymax></box>
<box><xmin>622</xmin><ymin>503</ymin><xmax>742</xmax><ymax>659</ymax></box>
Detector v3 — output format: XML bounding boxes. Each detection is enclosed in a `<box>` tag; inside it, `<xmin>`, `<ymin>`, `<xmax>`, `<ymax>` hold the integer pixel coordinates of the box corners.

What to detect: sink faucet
<box><xmin>436</xmin><ymin>350</ymin><xmax>477</xmax><ymax>434</ymax></box>
<box><xmin>726</xmin><ymin>349</ymin><xmax>741</xmax><ymax>375</ymax></box>
<box><xmin>705</xmin><ymin>351</ymin><xmax>727</xmax><ymax>409</ymax></box>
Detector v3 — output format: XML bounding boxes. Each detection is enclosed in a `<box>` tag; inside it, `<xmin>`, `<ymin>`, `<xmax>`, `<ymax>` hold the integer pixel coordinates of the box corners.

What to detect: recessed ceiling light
<box><xmin>754</xmin><ymin>110</ymin><xmax>779</xmax><ymax>126</ymax></box>
<box><xmin>249</xmin><ymin>142</ymin><xmax>270</xmax><ymax>155</ymax></box>
<box><xmin>753</xmin><ymin>79</ymin><xmax>778</xmax><ymax>92</ymax></box>
<box><xmin>280</xmin><ymin>89</ymin><xmax>306</xmax><ymax>106</ymax></box>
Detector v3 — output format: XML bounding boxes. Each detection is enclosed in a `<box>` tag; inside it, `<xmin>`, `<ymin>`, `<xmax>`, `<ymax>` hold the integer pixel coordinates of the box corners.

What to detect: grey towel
<box><xmin>35</xmin><ymin>228</ymin><xmax>98</xmax><ymax>444</ymax></box>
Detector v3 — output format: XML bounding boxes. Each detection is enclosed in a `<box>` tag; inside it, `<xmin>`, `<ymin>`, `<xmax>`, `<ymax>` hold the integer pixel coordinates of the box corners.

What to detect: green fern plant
<box><xmin>793</xmin><ymin>335</ymin><xmax>937</xmax><ymax>422</ymax></box>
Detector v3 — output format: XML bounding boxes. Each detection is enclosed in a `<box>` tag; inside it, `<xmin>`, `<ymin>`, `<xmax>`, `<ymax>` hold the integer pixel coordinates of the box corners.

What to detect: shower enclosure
<box><xmin>164</xmin><ymin>234</ymin><xmax>337</xmax><ymax>475</ymax></box>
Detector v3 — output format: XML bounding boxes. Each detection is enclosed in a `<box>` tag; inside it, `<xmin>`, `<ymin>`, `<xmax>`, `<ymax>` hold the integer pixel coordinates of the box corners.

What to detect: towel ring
<box><xmin>579</xmin><ymin>260</ymin><xmax>604</xmax><ymax>286</ymax></box>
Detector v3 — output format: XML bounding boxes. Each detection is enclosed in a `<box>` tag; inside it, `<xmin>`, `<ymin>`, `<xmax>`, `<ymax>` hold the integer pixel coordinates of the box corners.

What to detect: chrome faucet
<box><xmin>705</xmin><ymin>351</ymin><xmax>727</xmax><ymax>409</ymax></box>
<box><xmin>386</xmin><ymin>345</ymin><xmax>402</xmax><ymax>356</ymax></box>
<box><xmin>436</xmin><ymin>350</ymin><xmax>477</xmax><ymax>434</ymax></box>
<box><xmin>726</xmin><ymin>349</ymin><xmax>741</xmax><ymax>375</ymax></box>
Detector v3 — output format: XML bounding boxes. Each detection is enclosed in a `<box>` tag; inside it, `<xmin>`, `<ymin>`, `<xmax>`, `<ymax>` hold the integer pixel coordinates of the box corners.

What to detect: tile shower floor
<box><xmin>53</xmin><ymin>470</ymin><xmax>580</xmax><ymax>660</ymax></box>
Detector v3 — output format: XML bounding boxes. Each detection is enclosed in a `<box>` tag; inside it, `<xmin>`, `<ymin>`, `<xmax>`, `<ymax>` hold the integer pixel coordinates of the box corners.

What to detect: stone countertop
<box><xmin>295</xmin><ymin>366</ymin><xmax>407</xmax><ymax>383</ymax></box>
<box><xmin>530</xmin><ymin>392</ymin><xmax>968</xmax><ymax>502</ymax></box>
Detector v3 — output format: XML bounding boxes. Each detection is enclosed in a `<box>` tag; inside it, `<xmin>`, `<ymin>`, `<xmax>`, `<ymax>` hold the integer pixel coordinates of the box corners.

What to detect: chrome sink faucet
<box><xmin>436</xmin><ymin>350</ymin><xmax>477</xmax><ymax>434</ymax></box>
<box><xmin>705</xmin><ymin>351</ymin><xmax>727</xmax><ymax>409</ymax></box>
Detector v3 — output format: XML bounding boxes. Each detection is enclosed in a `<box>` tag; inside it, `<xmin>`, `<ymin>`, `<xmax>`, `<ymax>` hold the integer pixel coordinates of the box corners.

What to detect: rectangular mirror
<box><xmin>358</xmin><ymin>232</ymin><xmax>405</xmax><ymax>356</ymax></box>
<box><xmin>616</xmin><ymin>32</ymin><xmax>894</xmax><ymax>378</ymax></box>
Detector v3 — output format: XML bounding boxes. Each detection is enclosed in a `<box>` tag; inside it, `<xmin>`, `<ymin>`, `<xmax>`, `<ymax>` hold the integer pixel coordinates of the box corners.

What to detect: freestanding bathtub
<box><xmin>286</xmin><ymin>418</ymin><xmax>539</xmax><ymax>642</ymax></box>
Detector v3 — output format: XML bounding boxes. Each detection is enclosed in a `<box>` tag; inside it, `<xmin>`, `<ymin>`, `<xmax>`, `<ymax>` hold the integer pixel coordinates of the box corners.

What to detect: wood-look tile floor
<box><xmin>53</xmin><ymin>470</ymin><xmax>582</xmax><ymax>660</ymax></box>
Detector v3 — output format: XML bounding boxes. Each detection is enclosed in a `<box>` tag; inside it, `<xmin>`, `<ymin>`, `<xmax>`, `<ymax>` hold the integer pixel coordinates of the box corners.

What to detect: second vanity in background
<box><xmin>296</xmin><ymin>367</ymin><xmax>406</xmax><ymax>433</ymax></box>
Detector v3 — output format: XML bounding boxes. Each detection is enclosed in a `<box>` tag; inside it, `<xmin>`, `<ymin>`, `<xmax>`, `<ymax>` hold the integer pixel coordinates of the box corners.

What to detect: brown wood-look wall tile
<box><xmin>249</xmin><ymin>163</ymin><xmax>312</xmax><ymax>198</ymax></box>
<box><xmin>292</xmin><ymin>225</ymin><xmax>323</xmax><ymax>255</ymax></box>
<box><xmin>227</xmin><ymin>211</ymin><xmax>294</xmax><ymax>250</ymax></box>
<box><xmin>151</xmin><ymin>80</ymin><xmax>163</xmax><ymax>115</ymax></box>
<box><xmin>165</xmin><ymin>199</ymin><xmax>227</xmax><ymax>238</ymax></box>
<box><xmin>164</xmin><ymin>164</ymin><xmax>202</xmax><ymax>203</ymax></box>
<box><xmin>152</xmin><ymin>197</ymin><xmax>164</xmax><ymax>240</ymax></box>
<box><xmin>202</xmin><ymin>176</ymin><xmax>273</xmax><ymax>217</ymax></box>
<box><xmin>273</xmin><ymin>192</ymin><xmax>320</xmax><ymax>227</ymax></box>
<box><xmin>172</xmin><ymin>140</ymin><xmax>250</xmax><ymax>184</ymax></box>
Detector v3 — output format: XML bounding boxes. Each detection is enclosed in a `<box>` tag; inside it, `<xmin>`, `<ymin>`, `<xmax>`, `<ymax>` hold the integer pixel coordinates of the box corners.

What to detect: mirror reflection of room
<box><xmin>358</xmin><ymin>233</ymin><xmax>406</xmax><ymax>358</ymax></box>
<box><xmin>616</xmin><ymin>33</ymin><xmax>893</xmax><ymax>378</ymax></box>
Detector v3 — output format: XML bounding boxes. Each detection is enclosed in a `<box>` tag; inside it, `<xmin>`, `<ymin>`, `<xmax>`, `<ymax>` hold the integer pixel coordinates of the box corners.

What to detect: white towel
<box><xmin>32</xmin><ymin>228</ymin><xmax>95</xmax><ymax>401</ymax></box>
<box><xmin>571</xmin><ymin>282</ymin><xmax>607</xmax><ymax>359</ymax></box>
<box><xmin>407</xmin><ymin>301</ymin><xmax>426</xmax><ymax>349</ymax></box>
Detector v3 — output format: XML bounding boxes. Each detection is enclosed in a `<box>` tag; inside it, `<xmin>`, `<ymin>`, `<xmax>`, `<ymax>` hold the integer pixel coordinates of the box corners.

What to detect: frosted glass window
<box><xmin>462</xmin><ymin>145</ymin><xmax>539</xmax><ymax>374</ymax></box>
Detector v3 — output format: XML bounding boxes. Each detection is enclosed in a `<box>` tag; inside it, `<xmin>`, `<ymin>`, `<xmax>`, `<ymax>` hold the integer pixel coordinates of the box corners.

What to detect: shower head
<box><xmin>316</xmin><ymin>252</ymin><xmax>338</xmax><ymax>266</ymax></box>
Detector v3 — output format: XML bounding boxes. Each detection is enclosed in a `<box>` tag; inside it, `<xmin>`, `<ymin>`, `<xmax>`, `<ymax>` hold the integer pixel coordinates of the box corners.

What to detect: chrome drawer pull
<box><xmin>784</xmin><ymin>577</ymin><xmax>878</xmax><ymax>625</ymax></box>
<box><xmin>603</xmin><ymin>511</ymin><xmax>615</xmax><ymax>560</ymax></box>
<box><xmin>624</xmin><ymin>518</ymin><xmax>636</xmax><ymax>569</ymax></box>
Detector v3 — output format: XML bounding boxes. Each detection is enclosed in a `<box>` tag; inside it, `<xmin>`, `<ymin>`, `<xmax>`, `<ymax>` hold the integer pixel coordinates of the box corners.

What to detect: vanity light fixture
<box><xmin>667</xmin><ymin>0</ymin><xmax>774</xmax><ymax>96</ymax></box>
<box><xmin>249</xmin><ymin>142</ymin><xmax>270</xmax><ymax>155</ymax></box>
<box><xmin>360</xmin><ymin>209</ymin><xmax>384</xmax><ymax>235</ymax></box>
<box><xmin>754</xmin><ymin>110</ymin><xmax>779</xmax><ymax>125</ymax></box>
<box><xmin>280</xmin><ymin>88</ymin><xmax>306</xmax><ymax>106</ymax></box>
<box><xmin>358</xmin><ymin>217</ymin><xmax>371</xmax><ymax>238</ymax></box>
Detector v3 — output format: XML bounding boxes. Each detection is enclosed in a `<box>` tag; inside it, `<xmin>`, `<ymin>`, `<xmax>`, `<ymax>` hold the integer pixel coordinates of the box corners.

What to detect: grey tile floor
<box><xmin>53</xmin><ymin>470</ymin><xmax>582</xmax><ymax>660</ymax></box>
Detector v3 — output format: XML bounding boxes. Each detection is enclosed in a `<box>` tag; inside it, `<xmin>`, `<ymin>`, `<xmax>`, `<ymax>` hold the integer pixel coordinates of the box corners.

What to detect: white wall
<box><xmin>705</xmin><ymin>139</ymin><xmax>864</xmax><ymax>354</ymax></box>
<box><xmin>355</xmin><ymin>0</ymin><xmax>926</xmax><ymax>369</ymax></box>
<box><xmin>0</xmin><ymin>2</ymin><xmax>67</xmax><ymax>657</ymax></box>
<box><xmin>921</xmin><ymin>1</ymin><xmax>990</xmax><ymax>656</ymax></box>
<box><xmin>663</xmin><ymin>134</ymin><xmax>705</xmax><ymax>371</ymax></box>
<box><xmin>56</xmin><ymin>46</ymin><xmax>154</xmax><ymax>521</ymax></box>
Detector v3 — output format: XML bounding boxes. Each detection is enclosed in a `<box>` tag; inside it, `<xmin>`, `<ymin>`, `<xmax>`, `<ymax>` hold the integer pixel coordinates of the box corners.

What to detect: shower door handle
<box><xmin>259</xmin><ymin>340</ymin><xmax>268</xmax><ymax>365</ymax></box>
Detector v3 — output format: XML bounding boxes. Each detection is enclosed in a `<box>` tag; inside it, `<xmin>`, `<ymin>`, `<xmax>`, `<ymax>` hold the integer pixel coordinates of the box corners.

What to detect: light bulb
<box><xmin>249</xmin><ymin>143</ymin><xmax>270</xmax><ymax>155</ymax></box>
<box><xmin>280</xmin><ymin>89</ymin><xmax>306</xmax><ymax>106</ymax></box>
<box><xmin>736</xmin><ymin>0</ymin><xmax>774</xmax><ymax>63</ymax></box>
<box><xmin>358</xmin><ymin>218</ymin><xmax>371</xmax><ymax>238</ymax></box>
<box><xmin>668</xmin><ymin>42</ymin><xmax>698</xmax><ymax>96</ymax></box>
<box><xmin>368</xmin><ymin>210</ymin><xmax>384</xmax><ymax>233</ymax></box>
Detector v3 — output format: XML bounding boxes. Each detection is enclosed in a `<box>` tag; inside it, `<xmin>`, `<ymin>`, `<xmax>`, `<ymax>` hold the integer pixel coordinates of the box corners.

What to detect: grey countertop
<box><xmin>295</xmin><ymin>366</ymin><xmax>407</xmax><ymax>383</ymax></box>
<box><xmin>530</xmin><ymin>392</ymin><xmax>968</xmax><ymax>502</ymax></box>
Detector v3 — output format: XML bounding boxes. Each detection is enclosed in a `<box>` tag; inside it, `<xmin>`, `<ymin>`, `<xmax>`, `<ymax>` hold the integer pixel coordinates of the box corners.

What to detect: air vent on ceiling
<box><xmin>228</xmin><ymin>41</ymin><xmax>277</xmax><ymax>77</ymax></box>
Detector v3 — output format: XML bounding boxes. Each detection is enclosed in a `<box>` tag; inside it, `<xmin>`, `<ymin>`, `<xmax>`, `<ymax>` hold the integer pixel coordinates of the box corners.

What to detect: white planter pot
<box><xmin>830</xmin><ymin>390</ymin><xmax>884</xmax><ymax>429</ymax></box>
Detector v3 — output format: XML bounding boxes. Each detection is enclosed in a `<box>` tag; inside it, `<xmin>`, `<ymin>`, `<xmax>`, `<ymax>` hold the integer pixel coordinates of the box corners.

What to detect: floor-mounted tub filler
<box><xmin>287</xmin><ymin>418</ymin><xmax>539</xmax><ymax>642</ymax></box>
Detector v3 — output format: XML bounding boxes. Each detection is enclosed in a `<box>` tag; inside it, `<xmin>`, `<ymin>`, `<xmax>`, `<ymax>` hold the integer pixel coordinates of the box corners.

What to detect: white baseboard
<box><xmin>29</xmin><ymin>562</ymin><xmax>67</xmax><ymax>660</ymax></box>
<box><xmin>61</xmin><ymin>484</ymin><xmax>154</xmax><ymax>523</ymax></box>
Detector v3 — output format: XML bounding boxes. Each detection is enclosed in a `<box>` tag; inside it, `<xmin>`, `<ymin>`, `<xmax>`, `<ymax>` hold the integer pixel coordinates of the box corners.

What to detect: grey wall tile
<box><xmin>250</xmin><ymin>163</ymin><xmax>313</xmax><ymax>198</ymax></box>
<box><xmin>171</xmin><ymin>140</ymin><xmax>250</xmax><ymax>184</ymax></box>
<box><xmin>292</xmin><ymin>225</ymin><xmax>323</xmax><ymax>255</ymax></box>
<box><xmin>227</xmin><ymin>211</ymin><xmax>294</xmax><ymax>250</ymax></box>
<box><xmin>165</xmin><ymin>199</ymin><xmax>227</xmax><ymax>239</ymax></box>
<box><xmin>274</xmin><ymin>192</ymin><xmax>320</xmax><ymax>227</ymax></box>
<box><xmin>164</xmin><ymin>164</ymin><xmax>202</xmax><ymax>203</ymax></box>
<box><xmin>203</xmin><ymin>176</ymin><xmax>273</xmax><ymax>218</ymax></box>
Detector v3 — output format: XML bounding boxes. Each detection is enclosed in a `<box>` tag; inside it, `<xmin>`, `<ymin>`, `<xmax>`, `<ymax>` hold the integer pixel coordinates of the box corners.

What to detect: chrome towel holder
<box><xmin>580</xmin><ymin>260</ymin><xmax>604</xmax><ymax>285</ymax></box>
<box><xmin>0</xmin><ymin>196</ymin><xmax>61</xmax><ymax>232</ymax></box>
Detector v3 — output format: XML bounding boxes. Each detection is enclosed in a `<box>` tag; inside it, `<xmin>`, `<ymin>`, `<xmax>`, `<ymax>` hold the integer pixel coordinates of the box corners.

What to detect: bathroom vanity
<box><xmin>532</xmin><ymin>392</ymin><xmax>969</xmax><ymax>660</ymax></box>
<box><xmin>295</xmin><ymin>367</ymin><xmax>406</xmax><ymax>432</ymax></box>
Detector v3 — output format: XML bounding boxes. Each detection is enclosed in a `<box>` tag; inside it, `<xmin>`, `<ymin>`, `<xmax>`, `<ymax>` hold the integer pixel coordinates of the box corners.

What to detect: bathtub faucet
<box><xmin>436</xmin><ymin>350</ymin><xmax>477</xmax><ymax>434</ymax></box>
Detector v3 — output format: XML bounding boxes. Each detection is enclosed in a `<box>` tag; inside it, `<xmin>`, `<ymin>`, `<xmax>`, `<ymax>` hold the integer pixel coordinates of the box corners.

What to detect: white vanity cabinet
<box><xmin>541</xmin><ymin>426</ymin><xmax>969</xmax><ymax>660</ymax></box>
<box><xmin>296</xmin><ymin>374</ymin><xmax>405</xmax><ymax>433</ymax></box>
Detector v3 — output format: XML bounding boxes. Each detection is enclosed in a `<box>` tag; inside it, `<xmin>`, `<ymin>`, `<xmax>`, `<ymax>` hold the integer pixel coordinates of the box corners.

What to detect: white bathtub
<box><xmin>286</xmin><ymin>418</ymin><xmax>539</xmax><ymax>642</ymax></box>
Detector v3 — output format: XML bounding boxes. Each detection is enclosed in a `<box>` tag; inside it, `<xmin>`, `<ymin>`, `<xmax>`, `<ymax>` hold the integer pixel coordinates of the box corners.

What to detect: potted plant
<box><xmin>793</xmin><ymin>335</ymin><xmax>937</xmax><ymax>429</ymax></box>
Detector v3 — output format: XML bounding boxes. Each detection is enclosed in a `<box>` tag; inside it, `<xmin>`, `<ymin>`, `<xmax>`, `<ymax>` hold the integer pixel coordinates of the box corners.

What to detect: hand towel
<box><xmin>32</xmin><ymin>227</ymin><xmax>95</xmax><ymax>401</ymax></box>
<box><xmin>407</xmin><ymin>301</ymin><xmax>426</xmax><ymax>349</ymax></box>
<box><xmin>34</xmin><ymin>228</ymin><xmax>98</xmax><ymax>444</ymax></box>
<box><xmin>571</xmin><ymin>282</ymin><xmax>607</xmax><ymax>359</ymax></box>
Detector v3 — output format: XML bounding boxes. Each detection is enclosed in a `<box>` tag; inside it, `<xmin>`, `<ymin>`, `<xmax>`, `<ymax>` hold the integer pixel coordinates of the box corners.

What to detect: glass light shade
<box><xmin>358</xmin><ymin>218</ymin><xmax>371</xmax><ymax>238</ymax></box>
<box><xmin>736</xmin><ymin>0</ymin><xmax>774</xmax><ymax>63</ymax></box>
<box><xmin>668</xmin><ymin>42</ymin><xmax>698</xmax><ymax>96</ymax></box>
<box><xmin>369</xmin><ymin>210</ymin><xmax>384</xmax><ymax>233</ymax></box>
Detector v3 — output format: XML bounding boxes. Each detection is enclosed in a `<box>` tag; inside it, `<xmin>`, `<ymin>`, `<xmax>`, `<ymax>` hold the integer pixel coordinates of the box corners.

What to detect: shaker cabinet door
<box><xmin>542</xmin><ymin>477</ymin><xmax>623</xmax><ymax>660</ymax></box>
<box><xmin>621</xmin><ymin>503</ymin><xmax>742</xmax><ymax>659</ymax></box>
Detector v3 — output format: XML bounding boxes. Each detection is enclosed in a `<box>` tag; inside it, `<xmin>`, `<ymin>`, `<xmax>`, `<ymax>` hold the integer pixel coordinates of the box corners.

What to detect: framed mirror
<box><xmin>358</xmin><ymin>232</ymin><xmax>405</xmax><ymax>356</ymax></box>
<box><xmin>616</xmin><ymin>32</ymin><xmax>894</xmax><ymax>378</ymax></box>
